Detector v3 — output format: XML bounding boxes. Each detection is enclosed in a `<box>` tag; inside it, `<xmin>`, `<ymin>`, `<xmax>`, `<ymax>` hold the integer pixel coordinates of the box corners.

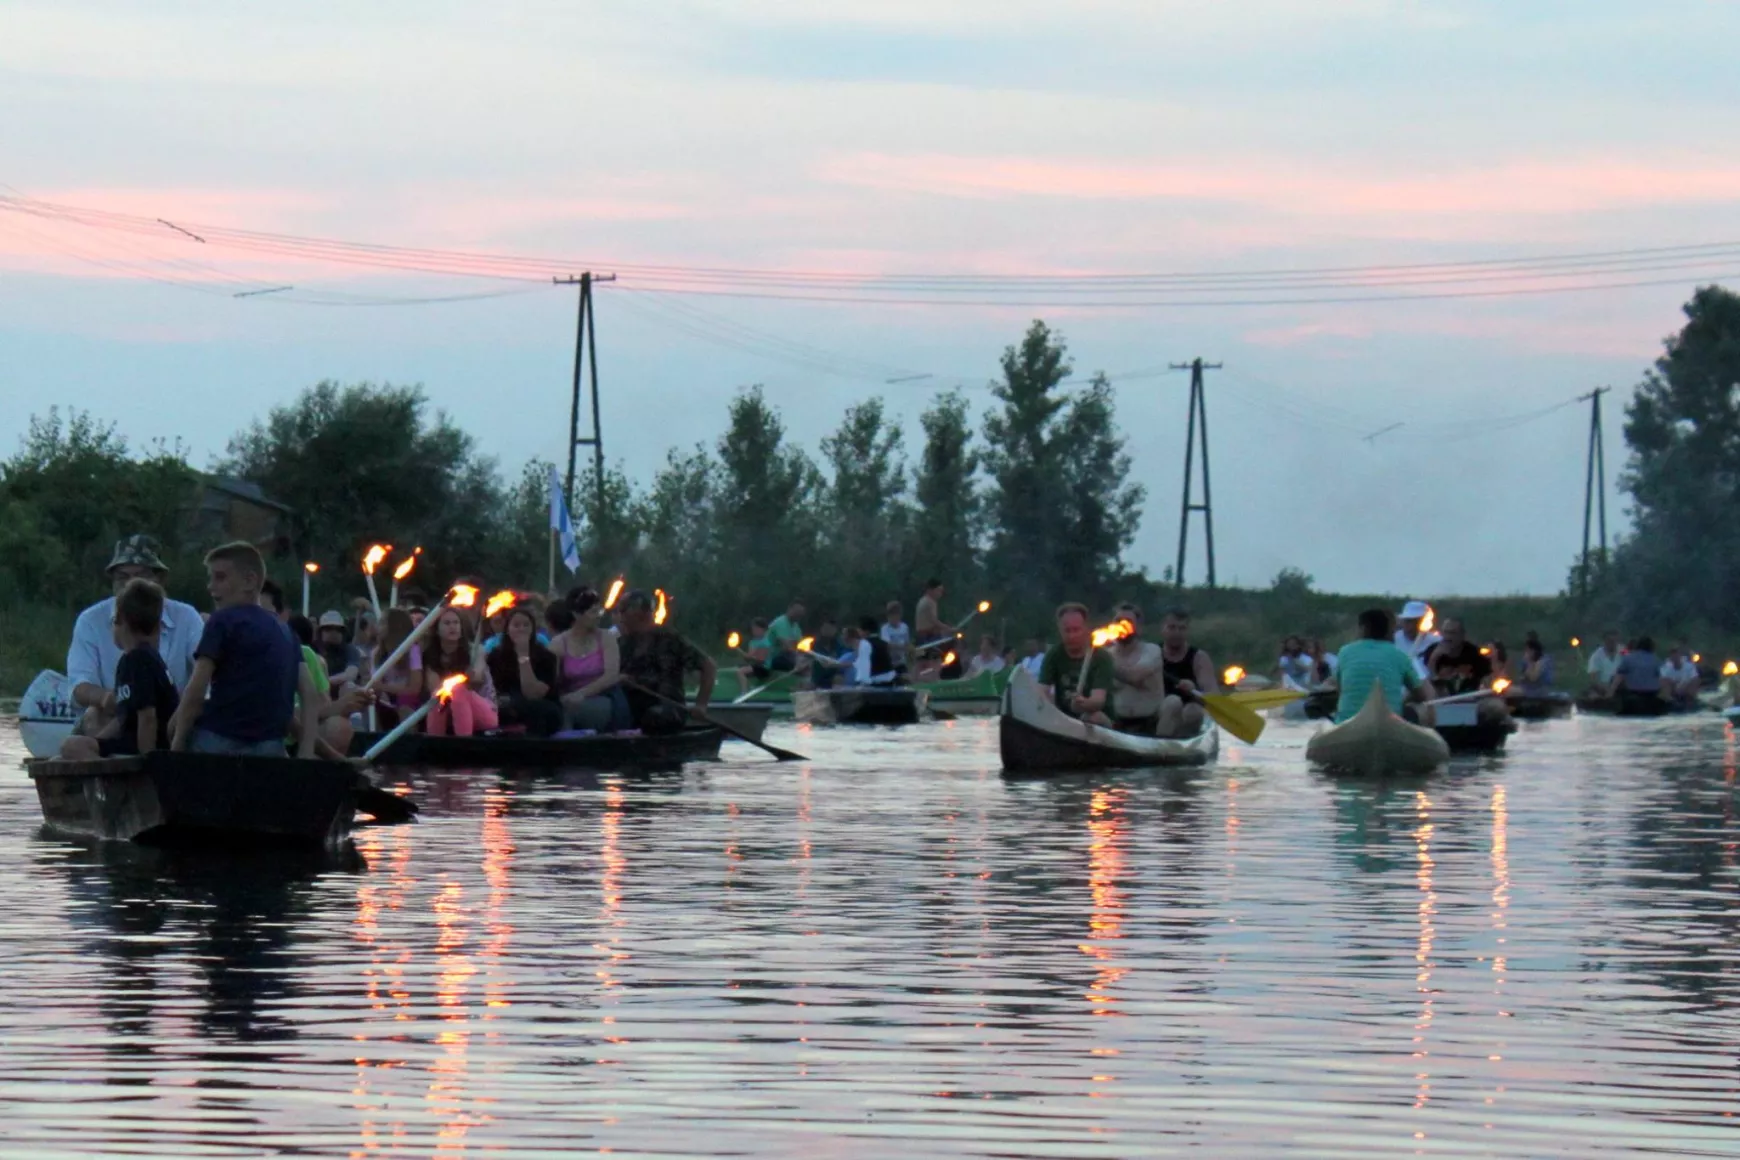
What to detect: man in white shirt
<box><xmin>1660</xmin><ymin>643</ymin><xmax>1701</xmax><ymax>707</ymax></box>
<box><xmin>1393</xmin><ymin>600</ymin><xmax>1441</xmax><ymax>679</ymax></box>
<box><xmin>1019</xmin><ymin>639</ymin><xmax>1046</xmax><ymax>679</ymax></box>
<box><xmin>67</xmin><ymin>535</ymin><xmax>204</xmax><ymax>732</ymax></box>
<box><xmin>879</xmin><ymin>601</ymin><xmax>913</xmax><ymax>673</ymax></box>
<box><xmin>1586</xmin><ymin>630</ymin><xmax>1624</xmax><ymax>695</ymax></box>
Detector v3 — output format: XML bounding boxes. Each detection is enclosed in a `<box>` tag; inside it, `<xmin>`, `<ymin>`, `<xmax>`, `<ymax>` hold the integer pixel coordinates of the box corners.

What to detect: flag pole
<box><xmin>548</xmin><ymin>527</ymin><xmax>556</xmax><ymax>593</ymax></box>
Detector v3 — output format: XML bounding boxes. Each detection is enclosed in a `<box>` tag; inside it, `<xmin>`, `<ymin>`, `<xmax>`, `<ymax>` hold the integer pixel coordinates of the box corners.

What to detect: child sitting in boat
<box><xmin>59</xmin><ymin>578</ymin><xmax>180</xmax><ymax>760</ymax></box>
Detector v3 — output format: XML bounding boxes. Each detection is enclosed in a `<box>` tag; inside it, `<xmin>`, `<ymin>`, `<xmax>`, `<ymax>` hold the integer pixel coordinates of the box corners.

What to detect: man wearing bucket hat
<box><xmin>67</xmin><ymin>534</ymin><xmax>204</xmax><ymax>731</ymax></box>
<box><xmin>316</xmin><ymin>610</ymin><xmax>363</xmax><ymax>690</ymax></box>
<box><xmin>1393</xmin><ymin>599</ymin><xmax>1441</xmax><ymax>680</ymax></box>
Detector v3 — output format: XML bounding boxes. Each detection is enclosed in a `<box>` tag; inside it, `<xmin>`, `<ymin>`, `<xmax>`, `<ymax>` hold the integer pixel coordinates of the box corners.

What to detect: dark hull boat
<box><xmin>699</xmin><ymin>703</ymin><xmax>773</xmax><ymax>743</ymax></box>
<box><xmin>791</xmin><ymin>687</ymin><xmax>928</xmax><ymax>726</ymax></box>
<box><xmin>999</xmin><ymin>669</ymin><xmax>1217</xmax><ymax>775</ymax></box>
<box><xmin>1505</xmin><ymin>692</ymin><xmax>1574</xmax><ymax>720</ymax></box>
<box><xmin>28</xmin><ymin>752</ymin><xmax>370</xmax><ymax>847</ymax></box>
<box><xmin>1435</xmin><ymin>720</ymin><xmax>1518</xmax><ymax>753</ymax></box>
<box><xmin>350</xmin><ymin>725</ymin><xmax>724</xmax><ymax>769</ymax></box>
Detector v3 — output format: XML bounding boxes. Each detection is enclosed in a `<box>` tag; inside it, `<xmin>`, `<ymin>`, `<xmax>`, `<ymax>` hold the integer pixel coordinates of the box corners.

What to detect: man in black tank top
<box><xmin>1157</xmin><ymin>608</ymin><xmax>1219</xmax><ymax>737</ymax></box>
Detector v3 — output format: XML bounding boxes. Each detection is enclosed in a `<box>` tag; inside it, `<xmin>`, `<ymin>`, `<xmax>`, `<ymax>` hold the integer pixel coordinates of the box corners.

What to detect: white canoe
<box><xmin>19</xmin><ymin>670</ymin><xmax>79</xmax><ymax>760</ymax></box>
<box><xmin>999</xmin><ymin>667</ymin><xmax>1218</xmax><ymax>774</ymax></box>
<box><xmin>1305</xmin><ymin>679</ymin><xmax>1448</xmax><ymax>776</ymax></box>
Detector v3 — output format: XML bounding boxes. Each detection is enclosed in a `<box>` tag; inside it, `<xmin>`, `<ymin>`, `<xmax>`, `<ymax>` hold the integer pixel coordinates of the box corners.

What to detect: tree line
<box><xmin>0</xmin><ymin>320</ymin><xmax>1146</xmax><ymax>636</ymax></box>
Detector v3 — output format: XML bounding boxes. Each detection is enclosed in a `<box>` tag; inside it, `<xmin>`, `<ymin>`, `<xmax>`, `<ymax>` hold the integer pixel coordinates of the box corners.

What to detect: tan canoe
<box><xmin>1305</xmin><ymin>679</ymin><xmax>1448</xmax><ymax>775</ymax></box>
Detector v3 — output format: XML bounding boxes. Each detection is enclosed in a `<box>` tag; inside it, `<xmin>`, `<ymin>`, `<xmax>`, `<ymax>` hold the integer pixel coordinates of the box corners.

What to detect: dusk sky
<box><xmin>6</xmin><ymin>0</ymin><xmax>1739</xmax><ymax>597</ymax></box>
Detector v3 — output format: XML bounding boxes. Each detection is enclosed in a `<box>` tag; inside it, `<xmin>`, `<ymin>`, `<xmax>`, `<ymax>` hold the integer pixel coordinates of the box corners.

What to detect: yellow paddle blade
<box><xmin>1201</xmin><ymin>694</ymin><xmax>1267</xmax><ymax>744</ymax></box>
<box><xmin>1223</xmin><ymin>688</ymin><xmax>1308</xmax><ymax>711</ymax></box>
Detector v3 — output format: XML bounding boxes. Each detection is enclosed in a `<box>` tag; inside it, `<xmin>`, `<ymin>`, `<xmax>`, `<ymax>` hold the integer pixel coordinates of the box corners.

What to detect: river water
<box><xmin>0</xmin><ymin>711</ymin><xmax>1735</xmax><ymax>1157</ymax></box>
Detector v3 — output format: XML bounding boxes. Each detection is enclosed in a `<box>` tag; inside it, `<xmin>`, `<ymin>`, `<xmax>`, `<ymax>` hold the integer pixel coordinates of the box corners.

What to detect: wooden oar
<box><xmin>354</xmin><ymin>779</ymin><xmax>419</xmax><ymax>825</ymax></box>
<box><xmin>621</xmin><ymin>678</ymin><xmax>808</xmax><ymax>762</ymax></box>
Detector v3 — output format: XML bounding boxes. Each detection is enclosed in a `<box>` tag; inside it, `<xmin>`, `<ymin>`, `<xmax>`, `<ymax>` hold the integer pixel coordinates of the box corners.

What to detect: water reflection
<box><xmin>2</xmin><ymin>713</ymin><xmax>1738</xmax><ymax>1156</ymax></box>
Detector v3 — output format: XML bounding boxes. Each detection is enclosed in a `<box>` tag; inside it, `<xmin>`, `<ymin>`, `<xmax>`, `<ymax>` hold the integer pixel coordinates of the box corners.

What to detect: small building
<box><xmin>184</xmin><ymin>476</ymin><xmax>293</xmax><ymax>551</ymax></box>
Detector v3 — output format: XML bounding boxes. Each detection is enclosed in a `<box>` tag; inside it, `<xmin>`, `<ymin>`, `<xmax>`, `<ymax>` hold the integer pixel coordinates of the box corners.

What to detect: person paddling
<box><xmin>617</xmin><ymin>589</ymin><xmax>718</xmax><ymax>733</ymax></box>
<box><xmin>1156</xmin><ymin>608</ymin><xmax>1218</xmax><ymax>738</ymax></box>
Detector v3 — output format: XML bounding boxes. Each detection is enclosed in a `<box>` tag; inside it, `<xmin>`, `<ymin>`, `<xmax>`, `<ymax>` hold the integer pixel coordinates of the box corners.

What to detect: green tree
<box><xmin>912</xmin><ymin>389</ymin><xmax>981</xmax><ymax>589</ymax></box>
<box><xmin>821</xmin><ymin>397</ymin><xmax>910</xmax><ymax>614</ymax></box>
<box><xmin>218</xmin><ymin>381</ymin><xmax>508</xmax><ymax>581</ymax></box>
<box><xmin>710</xmin><ymin>387</ymin><xmax>823</xmax><ymax>618</ymax></box>
<box><xmin>1598</xmin><ymin>285</ymin><xmax>1740</xmax><ymax>627</ymax></box>
<box><xmin>981</xmin><ymin>321</ymin><xmax>1143</xmax><ymax>616</ymax></box>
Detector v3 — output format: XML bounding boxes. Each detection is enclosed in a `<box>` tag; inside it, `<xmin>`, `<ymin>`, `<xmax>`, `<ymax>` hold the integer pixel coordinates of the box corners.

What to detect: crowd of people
<box><xmin>58</xmin><ymin>533</ymin><xmax>724</xmax><ymax>759</ymax></box>
<box><xmin>57</xmin><ymin>533</ymin><xmax>1718</xmax><ymax>763</ymax></box>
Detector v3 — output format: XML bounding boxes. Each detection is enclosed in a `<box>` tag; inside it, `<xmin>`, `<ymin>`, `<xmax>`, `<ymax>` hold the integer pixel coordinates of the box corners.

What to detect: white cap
<box><xmin>1399</xmin><ymin>600</ymin><xmax>1430</xmax><ymax>619</ymax></box>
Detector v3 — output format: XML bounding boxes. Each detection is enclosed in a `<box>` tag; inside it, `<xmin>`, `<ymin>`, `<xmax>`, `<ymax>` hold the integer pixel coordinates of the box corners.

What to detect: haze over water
<box><xmin>1</xmin><ymin>713</ymin><xmax>1736</xmax><ymax>1156</ymax></box>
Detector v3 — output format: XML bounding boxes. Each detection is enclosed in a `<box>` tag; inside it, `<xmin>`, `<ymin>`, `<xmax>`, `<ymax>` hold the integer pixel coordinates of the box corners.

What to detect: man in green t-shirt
<box><xmin>1037</xmin><ymin>602</ymin><xmax>1115</xmax><ymax>725</ymax></box>
<box><xmin>767</xmin><ymin>600</ymin><xmax>805</xmax><ymax>672</ymax></box>
<box><xmin>1334</xmin><ymin>608</ymin><xmax>1438</xmax><ymax>723</ymax></box>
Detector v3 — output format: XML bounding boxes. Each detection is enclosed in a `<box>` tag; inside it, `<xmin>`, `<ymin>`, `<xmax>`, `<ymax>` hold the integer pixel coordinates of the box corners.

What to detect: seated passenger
<box><xmin>1613</xmin><ymin>636</ymin><xmax>1665</xmax><ymax>711</ymax></box>
<box><xmin>424</xmin><ymin>608</ymin><xmax>499</xmax><ymax>737</ymax></box>
<box><xmin>550</xmin><ymin>587</ymin><xmax>627</xmax><ymax>731</ymax></box>
<box><xmin>59</xmin><ymin>578</ymin><xmax>180</xmax><ymax>761</ymax></box>
<box><xmin>1331</xmin><ymin>608</ymin><xmax>1438</xmax><ymax>724</ymax></box>
<box><xmin>1515</xmin><ymin>639</ymin><xmax>1556</xmax><ymax>695</ymax></box>
<box><xmin>1108</xmin><ymin>605</ymin><xmax>1163</xmax><ymax>734</ymax></box>
<box><xmin>1660</xmin><ymin>644</ymin><xmax>1701</xmax><ymax>709</ymax></box>
<box><xmin>488</xmin><ymin>606</ymin><xmax>563</xmax><ymax>737</ymax></box>
<box><xmin>1037</xmin><ymin>603</ymin><xmax>1114</xmax><ymax>727</ymax></box>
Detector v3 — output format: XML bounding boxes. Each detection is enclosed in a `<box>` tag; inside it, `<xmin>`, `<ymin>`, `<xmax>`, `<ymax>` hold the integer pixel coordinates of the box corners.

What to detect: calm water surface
<box><xmin>0</xmin><ymin>712</ymin><xmax>1736</xmax><ymax>1157</ymax></box>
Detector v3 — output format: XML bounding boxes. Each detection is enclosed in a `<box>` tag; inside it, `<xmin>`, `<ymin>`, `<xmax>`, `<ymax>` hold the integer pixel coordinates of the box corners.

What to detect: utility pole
<box><xmin>554</xmin><ymin>272</ymin><xmax>616</xmax><ymax>517</ymax></box>
<box><xmin>1578</xmin><ymin>386</ymin><xmax>1610</xmax><ymax>596</ymax></box>
<box><xmin>1170</xmin><ymin>357</ymin><xmax>1223</xmax><ymax>588</ymax></box>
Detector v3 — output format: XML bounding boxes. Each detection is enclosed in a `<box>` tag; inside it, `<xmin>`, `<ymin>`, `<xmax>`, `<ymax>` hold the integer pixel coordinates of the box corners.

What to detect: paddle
<box><xmin>354</xmin><ymin>780</ymin><xmax>419</xmax><ymax>825</ymax></box>
<box><xmin>1195</xmin><ymin>693</ymin><xmax>1268</xmax><ymax>744</ymax></box>
<box><xmin>1221</xmin><ymin>688</ymin><xmax>1309</xmax><ymax>711</ymax></box>
<box><xmin>621</xmin><ymin>677</ymin><xmax>809</xmax><ymax>762</ymax></box>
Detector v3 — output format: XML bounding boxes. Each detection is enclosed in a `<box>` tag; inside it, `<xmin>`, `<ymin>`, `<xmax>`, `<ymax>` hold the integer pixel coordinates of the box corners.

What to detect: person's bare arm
<box><xmin>136</xmin><ymin>707</ymin><xmax>158</xmax><ymax>754</ymax></box>
<box><xmin>693</xmin><ymin>653</ymin><xmax>718</xmax><ymax>714</ymax></box>
<box><xmin>295</xmin><ymin>666</ymin><xmax>320</xmax><ymax>759</ymax></box>
<box><xmin>1194</xmin><ymin>651</ymin><xmax>1219</xmax><ymax>695</ymax></box>
<box><xmin>169</xmin><ymin>658</ymin><xmax>215</xmax><ymax>751</ymax></box>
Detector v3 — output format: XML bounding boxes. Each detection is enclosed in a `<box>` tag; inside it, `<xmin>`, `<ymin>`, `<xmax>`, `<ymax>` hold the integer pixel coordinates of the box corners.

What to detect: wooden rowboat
<box><xmin>999</xmin><ymin>667</ymin><xmax>1218</xmax><ymax>774</ymax></box>
<box><xmin>1305</xmin><ymin>681</ymin><xmax>1449</xmax><ymax>776</ymax></box>
<box><xmin>698</xmin><ymin>703</ymin><xmax>772</xmax><ymax>743</ymax></box>
<box><xmin>349</xmin><ymin>725</ymin><xmax>724</xmax><ymax>769</ymax></box>
<box><xmin>1505</xmin><ymin>691</ymin><xmax>1573</xmax><ymax>719</ymax></box>
<box><xmin>1431</xmin><ymin>702</ymin><xmax>1517</xmax><ymax>753</ymax></box>
<box><xmin>1575</xmin><ymin>692</ymin><xmax>1674</xmax><ymax>717</ymax></box>
<box><xmin>791</xmin><ymin>687</ymin><xmax>928</xmax><ymax>726</ymax></box>
<box><xmin>27</xmin><ymin>751</ymin><xmax>374</xmax><ymax>847</ymax></box>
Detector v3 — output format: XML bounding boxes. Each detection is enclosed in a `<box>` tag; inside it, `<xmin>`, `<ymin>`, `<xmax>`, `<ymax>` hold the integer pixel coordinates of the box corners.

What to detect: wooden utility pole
<box><xmin>1170</xmin><ymin>357</ymin><xmax>1223</xmax><ymax>587</ymax></box>
<box><xmin>555</xmin><ymin>272</ymin><xmax>616</xmax><ymax>517</ymax></box>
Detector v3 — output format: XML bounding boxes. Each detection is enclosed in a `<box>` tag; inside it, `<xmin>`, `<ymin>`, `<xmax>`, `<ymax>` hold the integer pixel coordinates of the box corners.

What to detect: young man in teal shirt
<box><xmin>1334</xmin><ymin>608</ymin><xmax>1438</xmax><ymax>723</ymax></box>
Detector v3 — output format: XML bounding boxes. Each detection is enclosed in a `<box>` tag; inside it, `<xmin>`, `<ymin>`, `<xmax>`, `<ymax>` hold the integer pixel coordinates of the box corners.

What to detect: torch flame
<box><xmin>977</xmin><ymin>600</ymin><xmax>991</xmax><ymax>613</ymax></box>
<box><xmin>303</xmin><ymin>561</ymin><xmax>319</xmax><ymax>574</ymax></box>
<box><xmin>362</xmin><ymin>544</ymin><xmax>391</xmax><ymax>575</ymax></box>
<box><xmin>392</xmin><ymin>551</ymin><xmax>420</xmax><ymax>582</ymax></box>
<box><xmin>1418</xmin><ymin>606</ymin><xmax>1436</xmax><ymax>635</ymax></box>
<box><xmin>1492</xmin><ymin>677</ymin><xmax>1513</xmax><ymax>695</ymax></box>
<box><xmin>943</xmin><ymin>651</ymin><xmax>957</xmax><ymax>666</ymax></box>
<box><xmin>1725</xmin><ymin>661</ymin><xmax>1738</xmax><ymax>678</ymax></box>
<box><xmin>449</xmin><ymin>584</ymin><xmax>480</xmax><ymax>608</ymax></box>
<box><xmin>727</xmin><ymin>632</ymin><xmax>741</xmax><ymax>649</ymax></box>
<box><xmin>796</xmin><ymin>636</ymin><xmax>816</xmax><ymax>653</ymax></box>
<box><xmin>1571</xmin><ymin>636</ymin><xmax>1581</xmax><ymax>648</ymax></box>
<box><xmin>1224</xmin><ymin>665</ymin><xmax>1247</xmax><ymax>686</ymax></box>
<box><xmin>435</xmin><ymin>673</ymin><xmax>468</xmax><ymax>704</ymax></box>
<box><xmin>1090</xmin><ymin>619</ymin><xmax>1136</xmax><ymax>648</ymax></box>
<box><xmin>604</xmin><ymin>577</ymin><xmax>625</xmax><ymax>610</ymax></box>
<box><xmin>1479</xmin><ymin>646</ymin><xmax>1492</xmax><ymax>656</ymax></box>
<box><xmin>653</xmin><ymin>588</ymin><xmax>669</xmax><ymax>625</ymax></box>
<box><xmin>483</xmin><ymin>590</ymin><xmax>517</xmax><ymax>619</ymax></box>
<box><xmin>1693</xmin><ymin>652</ymin><xmax>1702</xmax><ymax>664</ymax></box>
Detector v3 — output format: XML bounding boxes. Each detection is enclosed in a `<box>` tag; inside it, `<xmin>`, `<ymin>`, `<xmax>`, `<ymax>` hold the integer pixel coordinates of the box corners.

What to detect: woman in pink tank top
<box><xmin>551</xmin><ymin>587</ymin><xmax>623</xmax><ymax>731</ymax></box>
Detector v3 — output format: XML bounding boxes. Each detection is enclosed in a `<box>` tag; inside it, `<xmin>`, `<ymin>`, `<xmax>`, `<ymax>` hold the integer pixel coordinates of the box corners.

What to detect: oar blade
<box><xmin>1224</xmin><ymin>688</ymin><xmax>1308</xmax><ymax>711</ymax></box>
<box><xmin>1202</xmin><ymin>695</ymin><xmax>1267</xmax><ymax>744</ymax></box>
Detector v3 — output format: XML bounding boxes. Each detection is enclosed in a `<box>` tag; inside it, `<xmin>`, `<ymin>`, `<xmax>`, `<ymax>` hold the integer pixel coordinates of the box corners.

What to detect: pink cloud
<box><xmin>818</xmin><ymin>152</ymin><xmax>1740</xmax><ymax>219</ymax></box>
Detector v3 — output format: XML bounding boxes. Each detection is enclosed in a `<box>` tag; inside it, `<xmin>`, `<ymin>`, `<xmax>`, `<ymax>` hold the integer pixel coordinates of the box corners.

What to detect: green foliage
<box><xmin>1592</xmin><ymin>285</ymin><xmax>1740</xmax><ymax>628</ymax></box>
<box><xmin>218</xmin><ymin>380</ymin><xmax>508</xmax><ymax>581</ymax></box>
<box><xmin>913</xmin><ymin>390</ymin><xmax>981</xmax><ymax>587</ymax></box>
<box><xmin>983</xmin><ymin>321</ymin><xmax>1143</xmax><ymax>620</ymax></box>
<box><xmin>821</xmin><ymin>397</ymin><xmax>911</xmax><ymax>614</ymax></box>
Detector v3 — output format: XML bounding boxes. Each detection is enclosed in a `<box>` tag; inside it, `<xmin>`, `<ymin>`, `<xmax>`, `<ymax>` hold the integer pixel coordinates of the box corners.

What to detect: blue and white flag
<box><xmin>548</xmin><ymin>465</ymin><xmax>582</xmax><ymax>574</ymax></box>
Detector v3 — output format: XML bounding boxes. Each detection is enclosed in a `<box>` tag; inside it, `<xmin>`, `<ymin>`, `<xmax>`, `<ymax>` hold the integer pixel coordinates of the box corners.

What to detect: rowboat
<box><xmin>999</xmin><ymin>667</ymin><xmax>1218</xmax><ymax>774</ymax></box>
<box><xmin>27</xmin><ymin>751</ymin><xmax>383</xmax><ymax>847</ymax></box>
<box><xmin>1305</xmin><ymin>681</ymin><xmax>1449</xmax><ymax>775</ymax></box>
<box><xmin>1431</xmin><ymin>701</ymin><xmax>1516</xmax><ymax>753</ymax></box>
<box><xmin>791</xmin><ymin>687</ymin><xmax>928</xmax><ymax>726</ymax></box>
<box><xmin>1575</xmin><ymin>692</ymin><xmax>1674</xmax><ymax>717</ymax></box>
<box><xmin>349</xmin><ymin>725</ymin><xmax>724</xmax><ymax>769</ymax></box>
<box><xmin>699</xmin><ymin>703</ymin><xmax>772</xmax><ymax>743</ymax></box>
<box><xmin>1505</xmin><ymin>691</ymin><xmax>1573</xmax><ymax>720</ymax></box>
<box><xmin>19</xmin><ymin>670</ymin><xmax>79</xmax><ymax>759</ymax></box>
